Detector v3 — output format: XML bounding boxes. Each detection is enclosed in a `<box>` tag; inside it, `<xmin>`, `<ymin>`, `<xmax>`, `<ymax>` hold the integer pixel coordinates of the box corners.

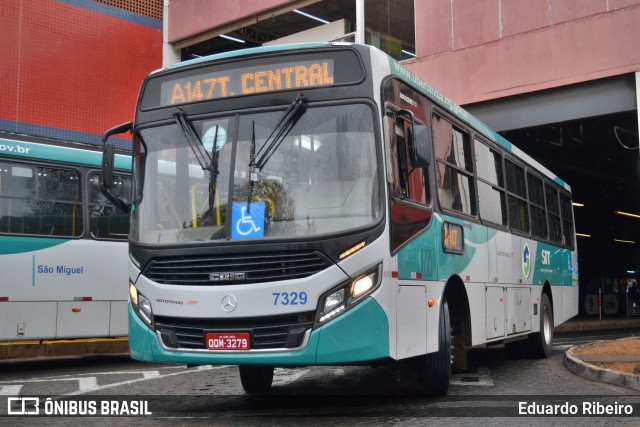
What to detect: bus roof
<box><xmin>166</xmin><ymin>42</ymin><xmax>329</xmax><ymax>71</ymax></box>
<box><xmin>0</xmin><ymin>137</ymin><xmax>130</xmax><ymax>170</ymax></box>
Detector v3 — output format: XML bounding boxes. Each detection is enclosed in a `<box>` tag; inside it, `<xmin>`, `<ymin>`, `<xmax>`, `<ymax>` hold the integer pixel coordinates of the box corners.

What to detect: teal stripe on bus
<box><xmin>0</xmin><ymin>138</ymin><xmax>131</xmax><ymax>170</ymax></box>
<box><xmin>0</xmin><ymin>236</ymin><xmax>67</xmax><ymax>255</ymax></box>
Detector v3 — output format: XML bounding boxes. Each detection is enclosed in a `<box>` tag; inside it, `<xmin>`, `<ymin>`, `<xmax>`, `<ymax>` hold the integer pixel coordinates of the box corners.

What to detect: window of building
<box><xmin>365</xmin><ymin>0</ymin><xmax>415</xmax><ymax>60</ymax></box>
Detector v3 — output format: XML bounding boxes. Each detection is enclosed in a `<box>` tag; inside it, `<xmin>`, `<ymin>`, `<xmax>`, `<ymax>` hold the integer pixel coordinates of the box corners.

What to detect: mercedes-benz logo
<box><xmin>221</xmin><ymin>294</ymin><xmax>238</xmax><ymax>312</ymax></box>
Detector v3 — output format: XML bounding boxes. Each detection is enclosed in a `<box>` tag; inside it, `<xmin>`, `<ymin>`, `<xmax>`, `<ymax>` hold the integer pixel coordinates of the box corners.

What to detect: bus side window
<box><xmin>89</xmin><ymin>171</ymin><xmax>131</xmax><ymax>240</ymax></box>
<box><xmin>559</xmin><ymin>193</ymin><xmax>574</xmax><ymax>248</ymax></box>
<box><xmin>545</xmin><ymin>184</ymin><xmax>562</xmax><ymax>243</ymax></box>
<box><xmin>505</xmin><ymin>159</ymin><xmax>529</xmax><ymax>233</ymax></box>
<box><xmin>528</xmin><ymin>172</ymin><xmax>548</xmax><ymax>239</ymax></box>
<box><xmin>0</xmin><ymin>162</ymin><xmax>82</xmax><ymax>237</ymax></box>
<box><xmin>387</xmin><ymin>111</ymin><xmax>429</xmax><ymax>205</ymax></box>
<box><xmin>432</xmin><ymin>114</ymin><xmax>475</xmax><ymax>215</ymax></box>
<box><xmin>475</xmin><ymin>139</ymin><xmax>507</xmax><ymax>226</ymax></box>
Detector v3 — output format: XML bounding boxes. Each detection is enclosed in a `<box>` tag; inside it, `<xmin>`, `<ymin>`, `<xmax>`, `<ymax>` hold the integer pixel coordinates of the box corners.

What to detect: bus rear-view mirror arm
<box><xmin>101</xmin><ymin>121</ymin><xmax>132</xmax><ymax>213</ymax></box>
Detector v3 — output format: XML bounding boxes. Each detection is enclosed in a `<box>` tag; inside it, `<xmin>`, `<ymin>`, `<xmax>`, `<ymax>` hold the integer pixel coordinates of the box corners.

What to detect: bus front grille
<box><xmin>154</xmin><ymin>311</ymin><xmax>316</xmax><ymax>350</ymax></box>
<box><xmin>143</xmin><ymin>251</ymin><xmax>330</xmax><ymax>285</ymax></box>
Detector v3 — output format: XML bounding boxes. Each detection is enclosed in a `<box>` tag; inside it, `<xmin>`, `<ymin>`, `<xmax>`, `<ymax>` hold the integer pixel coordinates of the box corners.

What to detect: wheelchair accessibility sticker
<box><xmin>231</xmin><ymin>202</ymin><xmax>265</xmax><ymax>239</ymax></box>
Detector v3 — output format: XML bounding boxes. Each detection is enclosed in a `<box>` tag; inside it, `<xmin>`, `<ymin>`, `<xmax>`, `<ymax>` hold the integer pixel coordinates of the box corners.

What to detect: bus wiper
<box><xmin>172</xmin><ymin>108</ymin><xmax>211</xmax><ymax>171</ymax></box>
<box><xmin>249</xmin><ymin>93</ymin><xmax>308</xmax><ymax>171</ymax></box>
<box><xmin>247</xmin><ymin>120</ymin><xmax>256</xmax><ymax>205</ymax></box>
<box><xmin>208</xmin><ymin>124</ymin><xmax>220</xmax><ymax>220</ymax></box>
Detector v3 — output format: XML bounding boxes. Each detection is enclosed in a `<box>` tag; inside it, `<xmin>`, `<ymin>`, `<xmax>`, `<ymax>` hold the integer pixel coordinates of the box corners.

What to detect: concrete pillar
<box><xmin>636</xmin><ymin>72</ymin><xmax>640</xmax><ymax>156</ymax></box>
<box><xmin>163</xmin><ymin>0</ymin><xmax>181</xmax><ymax>67</ymax></box>
<box><xmin>355</xmin><ymin>0</ymin><xmax>365</xmax><ymax>44</ymax></box>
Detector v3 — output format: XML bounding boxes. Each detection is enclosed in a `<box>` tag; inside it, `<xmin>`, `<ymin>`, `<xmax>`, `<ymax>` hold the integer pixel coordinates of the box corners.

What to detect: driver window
<box><xmin>387</xmin><ymin>111</ymin><xmax>429</xmax><ymax>206</ymax></box>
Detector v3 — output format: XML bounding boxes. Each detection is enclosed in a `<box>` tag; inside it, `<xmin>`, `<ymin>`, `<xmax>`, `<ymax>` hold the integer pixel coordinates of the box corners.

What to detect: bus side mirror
<box><xmin>408</xmin><ymin>123</ymin><xmax>432</xmax><ymax>168</ymax></box>
<box><xmin>101</xmin><ymin>122</ymin><xmax>132</xmax><ymax>213</ymax></box>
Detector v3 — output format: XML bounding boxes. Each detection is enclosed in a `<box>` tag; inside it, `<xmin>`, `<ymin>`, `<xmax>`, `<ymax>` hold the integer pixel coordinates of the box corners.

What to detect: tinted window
<box><xmin>0</xmin><ymin>162</ymin><xmax>82</xmax><ymax>237</ymax></box>
<box><xmin>433</xmin><ymin>115</ymin><xmax>476</xmax><ymax>216</ymax></box>
<box><xmin>475</xmin><ymin>140</ymin><xmax>507</xmax><ymax>226</ymax></box>
<box><xmin>89</xmin><ymin>172</ymin><xmax>131</xmax><ymax>240</ymax></box>
<box><xmin>545</xmin><ymin>184</ymin><xmax>562</xmax><ymax>243</ymax></box>
<box><xmin>560</xmin><ymin>193</ymin><xmax>574</xmax><ymax>248</ymax></box>
<box><xmin>528</xmin><ymin>173</ymin><xmax>547</xmax><ymax>239</ymax></box>
<box><xmin>505</xmin><ymin>159</ymin><xmax>529</xmax><ymax>232</ymax></box>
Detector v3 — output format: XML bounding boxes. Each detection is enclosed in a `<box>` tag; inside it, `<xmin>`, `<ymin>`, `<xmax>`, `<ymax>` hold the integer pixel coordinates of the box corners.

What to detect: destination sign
<box><xmin>160</xmin><ymin>60</ymin><xmax>335</xmax><ymax>106</ymax></box>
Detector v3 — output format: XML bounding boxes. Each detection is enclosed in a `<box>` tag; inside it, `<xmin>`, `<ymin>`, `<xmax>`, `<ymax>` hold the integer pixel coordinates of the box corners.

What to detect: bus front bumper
<box><xmin>128</xmin><ymin>297</ymin><xmax>390</xmax><ymax>365</ymax></box>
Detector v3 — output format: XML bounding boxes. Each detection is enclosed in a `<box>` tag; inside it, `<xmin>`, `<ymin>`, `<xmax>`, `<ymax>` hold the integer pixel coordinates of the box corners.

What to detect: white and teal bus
<box><xmin>102</xmin><ymin>42</ymin><xmax>578</xmax><ymax>395</ymax></box>
<box><xmin>0</xmin><ymin>133</ymin><xmax>131</xmax><ymax>342</ymax></box>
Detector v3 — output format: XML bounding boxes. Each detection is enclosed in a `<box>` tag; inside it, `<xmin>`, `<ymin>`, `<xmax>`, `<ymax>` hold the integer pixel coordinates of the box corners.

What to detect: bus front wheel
<box><xmin>239</xmin><ymin>365</ymin><xmax>274</xmax><ymax>394</ymax></box>
<box><xmin>422</xmin><ymin>298</ymin><xmax>451</xmax><ymax>395</ymax></box>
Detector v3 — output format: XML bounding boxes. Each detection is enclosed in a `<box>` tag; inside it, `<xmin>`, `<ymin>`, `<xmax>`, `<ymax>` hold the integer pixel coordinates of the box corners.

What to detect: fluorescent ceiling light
<box><xmin>293</xmin><ymin>9</ymin><xmax>330</xmax><ymax>24</ymax></box>
<box><xmin>576</xmin><ymin>233</ymin><xmax>591</xmax><ymax>238</ymax></box>
<box><xmin>572</xmin><ymin>202</ymin><xmax>584</xmax><ymax>207</ymax></box>
<box><xmin>614</xmin><ymin>239</ymin><xmax>636</xmax><ymax>244</ymax></box>
<box><xmin>219</xmin><ymin>34</ymin><xmax>245</xmax><ymax>44</ymax></box>
<box><xmin>402</xmin><ymin>49</ymin><xmax>416</xmax><ymax>57</ymax></box>
<box><xmin>615</xmin><ymin>210</ymin><xmax>640</xmax><ymax>219</ymax></box>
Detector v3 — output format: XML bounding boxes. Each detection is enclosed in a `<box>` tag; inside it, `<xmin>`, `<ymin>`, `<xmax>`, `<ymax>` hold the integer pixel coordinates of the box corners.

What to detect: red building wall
<box><xmin>0</xmin><ymin>0</ymin><xmax>162</xmax><ymax>149</ymax></box>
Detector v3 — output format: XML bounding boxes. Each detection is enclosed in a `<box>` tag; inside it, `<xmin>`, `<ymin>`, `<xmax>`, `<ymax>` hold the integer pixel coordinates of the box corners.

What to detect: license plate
<box><xmin>205</xmin><ymin>332</ymin><xmax>250</xmax><ymax>350</ymax></box>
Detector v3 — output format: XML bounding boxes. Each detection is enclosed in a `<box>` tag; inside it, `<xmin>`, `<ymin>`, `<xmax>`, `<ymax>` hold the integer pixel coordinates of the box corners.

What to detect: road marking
<box><xmin>0</xmin><ymin>365</ymin><xmax>230</xmax><ymax>396</ymax></box>
<box><xmin>0</xmin><ymin>385</ymin><xmax>23</xmax><ymax>396</ymax></box>
<box><xmin>272</xmin><ymin>368</ymin><xmax>309</xmax><ymax>386</ymax></box>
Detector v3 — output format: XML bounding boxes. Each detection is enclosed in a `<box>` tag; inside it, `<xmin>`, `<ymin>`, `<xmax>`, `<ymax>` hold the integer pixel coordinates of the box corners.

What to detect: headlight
<box><xmin>351</xmin><ymin>273</ymin><xmax>375</xmax><ymax>300</ymax></box>
<box><xmin>138</xmin><ymin>293</ymin><xmax>153</xmax><ymax>324</ymax></box>
<box><xmin>316</xmin><ymin>263</ymin><xmax>382</xmax><ymax>327</ymax></box>
<box><xmin>129</xmin><ymin>283</ymin><xmax>138</xmax><ymax>305</ymax></box>
<box><xmin>130</xmin><ymin>282</ymin><xmax>152</xmax><ymax>327</ymax></box>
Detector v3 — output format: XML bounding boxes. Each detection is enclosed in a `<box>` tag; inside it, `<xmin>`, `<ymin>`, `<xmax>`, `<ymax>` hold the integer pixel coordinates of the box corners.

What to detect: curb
<box><xmin>0</xmin><ymin>338</ymin><xmax>129</xmax><ymax>360</ymax></box>
<box><xmin>564</xmin><ymin>344</ymin><xmax>640</xmax><ymax>392</ymax></box>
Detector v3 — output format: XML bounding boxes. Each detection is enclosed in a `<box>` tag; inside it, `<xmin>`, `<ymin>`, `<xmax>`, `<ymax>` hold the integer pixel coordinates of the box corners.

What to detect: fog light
<box><xmin>138</xmin><ymin>293</ymin><xmax>153</xmax><ymax>324</ymax></box>
<box><xmin>319</xmin><ymin>304</ymin><xmax>345</xmax><ymax>324</ymax></box>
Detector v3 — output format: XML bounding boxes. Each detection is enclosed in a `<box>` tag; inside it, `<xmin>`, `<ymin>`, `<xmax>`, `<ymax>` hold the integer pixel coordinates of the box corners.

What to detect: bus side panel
<box><xmin>0</xmin><ymin>302</ymin><xmax>57</xmax><ymax>340</ymax></box>
<box><xmin>110</xmin><ymin>301</ymin><xmax>128</xmax><ymax>336</ymax></box>
<box><xmin>56</xmin><ymin>301</ymin><xmax>110</xmax><ymax>339</ymax></box>
<box><xmin>0</xmin><ymin>237</ymin><xmax>129</xmax><ymax>340</ymax></box>
<box><xmin>396</xmin><ymin>284</ymin><xmax>426</xmax><ymax>359</ymax></box>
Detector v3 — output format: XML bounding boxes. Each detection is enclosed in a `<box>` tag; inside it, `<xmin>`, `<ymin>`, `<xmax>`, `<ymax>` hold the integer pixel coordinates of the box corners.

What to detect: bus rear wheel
<box><xmin>239</xmin><ymin>365</ymin><xmax>274</xmax><ymax>394</ymax></box>
<box><xmin>422</xmin><ymin>298</ymin><xmax>451</xmax><ymax>395</ymax></box>
<box><xmin>527</xmin><ymin>293</ymin><xmax>553</xmax><ymax>358</ymax></box>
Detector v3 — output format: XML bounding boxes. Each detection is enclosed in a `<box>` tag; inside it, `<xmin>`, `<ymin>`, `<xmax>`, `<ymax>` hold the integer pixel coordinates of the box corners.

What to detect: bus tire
<box><xmin>239</xmin><ymin>365</ymin><xmax>274</xmax><ymax>394</ymax></box>
<box><xmin>423</xmin><ymin>298</ymin><xmax>451</xmax><ymax>395</ymax></box>
<box><xmin>528</xmin><ymin>293</ymin><xmax>553</xmax><ymax>358</ymax></box>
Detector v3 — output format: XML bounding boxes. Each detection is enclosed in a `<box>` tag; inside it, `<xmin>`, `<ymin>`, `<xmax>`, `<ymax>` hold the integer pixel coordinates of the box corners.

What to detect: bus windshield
<box><xmin>132</xmin><ymin>103</ymin><xmax>380</xmax><ymax>244</ymax></box>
